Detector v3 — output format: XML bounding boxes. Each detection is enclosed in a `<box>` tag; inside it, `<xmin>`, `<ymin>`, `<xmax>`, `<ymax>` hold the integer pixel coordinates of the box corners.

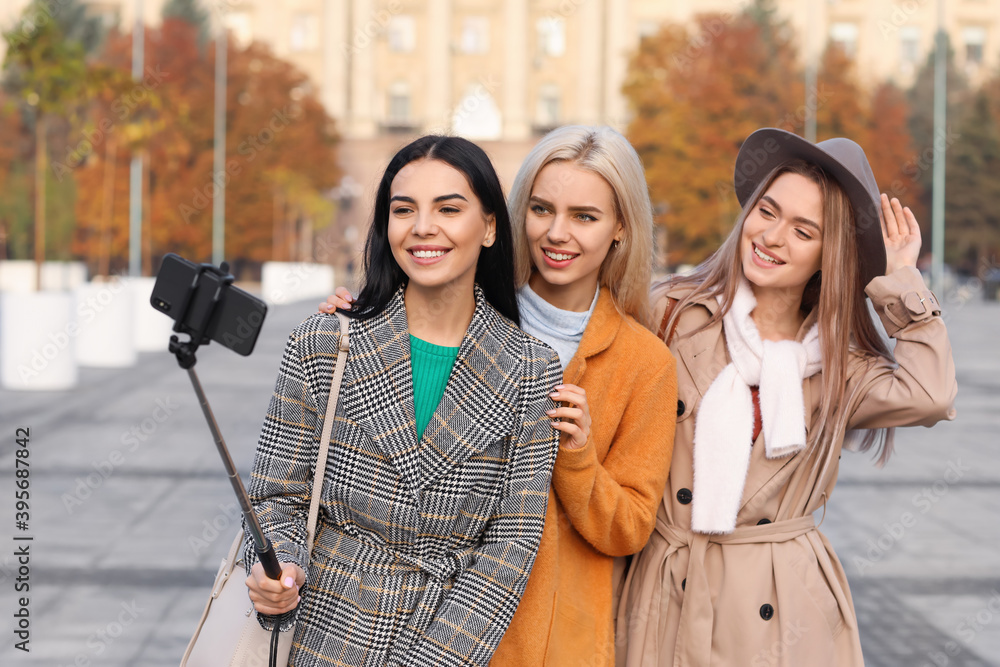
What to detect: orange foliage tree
<box><xmin>624</xmin><ymin>3</ymin><xmax>804</xmax><ymax>266</ymax></box>
<box><xmin>71</xmin><ymin>18</ymin><xmax>339</xmax><ymax>275</ymax></box>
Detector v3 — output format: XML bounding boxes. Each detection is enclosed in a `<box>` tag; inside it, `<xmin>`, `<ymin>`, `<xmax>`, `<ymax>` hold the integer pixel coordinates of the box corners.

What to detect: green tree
<box><xmin>3</xmin><ymin>3</ymin><xmax>89</xmax><ymax>284</ymax></box>
<box><xmin>943</xmin><ymin>91</ymin><xmax>1000</xmax><ymax>274</ymax></box>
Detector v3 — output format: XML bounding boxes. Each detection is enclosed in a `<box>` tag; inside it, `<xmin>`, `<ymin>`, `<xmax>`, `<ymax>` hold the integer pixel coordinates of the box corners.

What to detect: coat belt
<box><xmin>314</xmin><ymin>522</ymin><xmax>463</xmax><ymax>584</ymax></box>
<box><xmin>653</xmin><ymin>515</ymin><xmax>816</xmax><ymax>667</ymax></box>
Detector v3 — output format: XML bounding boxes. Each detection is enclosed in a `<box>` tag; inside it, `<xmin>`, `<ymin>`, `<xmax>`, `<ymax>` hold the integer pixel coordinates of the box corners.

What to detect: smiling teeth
<box><xmin>544</xmin><ymin>250</ymin><xmax>575</xmax><ymax>261</ymax></box>
<box><xmin>754</xmin><ymin>246</ymin><xmax>781</xmax><ymax>264</ymax></box>
<box><xmin>412</xmin><ymin>250</ymin><xmax>446</xmax><ymax>258</ymax></box>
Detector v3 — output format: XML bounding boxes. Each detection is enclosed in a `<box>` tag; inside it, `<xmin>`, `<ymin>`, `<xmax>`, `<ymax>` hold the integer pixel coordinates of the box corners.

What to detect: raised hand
<box><xmin>880</xmin><ymin>193</ymin><xmax>922</xmax><ymax>275</ymax></box>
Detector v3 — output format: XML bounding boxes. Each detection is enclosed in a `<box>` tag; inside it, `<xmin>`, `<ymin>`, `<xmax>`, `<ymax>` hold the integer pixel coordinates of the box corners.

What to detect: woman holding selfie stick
<box><xmin>246</xmin><ymin>135</ymin><xmax>562</xmax><ymax>666</ymax></box>
<box><xmin>616</xmin><ymin>128</ymin><xmax>957</xmax><ymax>666</ymax></box>
<box><xmin>323</xmin><ymin>126</ymin><xmax>678</xmax><ymax>666</ymax></box>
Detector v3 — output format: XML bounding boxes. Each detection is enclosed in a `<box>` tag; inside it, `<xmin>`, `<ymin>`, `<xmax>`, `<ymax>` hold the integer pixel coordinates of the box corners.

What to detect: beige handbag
<box><xmin>181</xmin><ymin>313</ymin><xmax>351</xmax><ymax>667</ymax></box>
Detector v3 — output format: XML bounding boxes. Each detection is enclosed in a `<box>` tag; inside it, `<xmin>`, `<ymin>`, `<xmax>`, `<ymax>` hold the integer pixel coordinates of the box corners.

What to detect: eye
<box><xmin>758</xmin><ymin>206</ymin><xmax>775</xmax><ymax>219</ymax></box>
<box><xmin>440</xmin><ymin>205</ymin><xmax>461</xmax><ymax>214</ymax></box>
<box><xmin>795</xmin><ymin>228</ymin><xmax>813</xmax><ymax>240</ymax></box>
<box><xmin>529</xmin><ymin>203</ymin><xmax>549</xmax><ymax>215</ymax></box>
<box><xmin>577</xmin><ymin>213</ymin><xmax>597</xmax><ymax>222</ymax></box>
<box><xmin>391</xmin><ymin>205</ymin><xmax>413</xmax><ymax>216</ymax></box>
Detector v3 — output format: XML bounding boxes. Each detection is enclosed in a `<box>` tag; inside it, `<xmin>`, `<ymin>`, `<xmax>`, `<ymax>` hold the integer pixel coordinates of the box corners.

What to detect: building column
<box><xmin>577</xmin><ymin>0</ymin><xmax>603</xmax><ymax>126</ymax></box>
<box><xmin>503</xmin><ymin>0</ymin><xmax>530</xmax><ymax>139</ymax></box>
<box><xmin>349</xmin><ymin>0</ymin><xmax>377</xmax><ymax>137</ymax></box>
<box><xmin>323</xmin><ymin>0</ymin><xmax>349</xmax><ymax>123</ymax></box>
<box><xmin>604</xmin><ymin>0</ymin><xmax>630</xmax><ymax>130</ymax></box>
<box><xmin>424</xmin><ymin>0</ymin><xmax>452</xmax><ymax>132</ymax></box>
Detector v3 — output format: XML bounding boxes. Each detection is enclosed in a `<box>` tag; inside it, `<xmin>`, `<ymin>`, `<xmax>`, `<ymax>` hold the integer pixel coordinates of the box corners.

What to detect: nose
<box><xmin>412</xmin><ymin>211</ymin><xmax>437</xmax><ymax>237</ymax></box>
<box><xmin>760</xmin><ymin>219</ymin><xmax>784</xmax><ymax>247</ymax></box>
<box><xmin>547</xmin><ymin>213</ymin><xmax>571</xmax><ymax>243</ymax></box>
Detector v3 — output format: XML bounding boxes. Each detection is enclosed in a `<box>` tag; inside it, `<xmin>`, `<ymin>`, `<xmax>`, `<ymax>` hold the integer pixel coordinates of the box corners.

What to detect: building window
<box><xmin>86</xmin><ymin>2</ymin><xmax>121</xmax><ymax>30</ymax></box>
<box><xmin>461</xmin><ymin>17</ymin><xmax>489</xmax><ymax>54</ymax></box>
<box><xmin>536</xmin><ymin>83</ymin><xmax>560</xmax><ymax>129</ymax></box>
<box><xmin>962</xmin><ymin>26</ymin><xmax>986</xmax><ymax>70</ymax></box>
<box><xmin>830</xmin><ymin>22</ymin><xmax>859</xmax><ymax>59</ymax></box>
<box><xmin>388</xmin><ymin>15</ymin><xmax>416</xmax><ymax>53</ymax></box>
<box><xmin>387</xmin><ymin>81</ymin><xmax>412</xmax><ymax>126</ymax></box>
<box><xmin>899</xmin><ymin>26</ymin><xmax>920</xmax><ymax>74</ymax></box>
<box><xmin>225</xmin><ymin>11</ymin><xmax>253</xmax><ymax>48</ymax></box>
<box><xmin>290</xmin><ymin>13</ymin><xmax>319</xmax><ymax>52</ymax></box>
<box><xmin>536</xmin><ymin>18</ymin><xmax>565</xmax><ymax>57</ymax></box>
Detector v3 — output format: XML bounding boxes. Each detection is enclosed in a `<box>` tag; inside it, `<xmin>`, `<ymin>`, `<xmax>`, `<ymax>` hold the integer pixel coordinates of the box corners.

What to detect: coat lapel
<box><xmin>418</xmin><ymin>286</ymin><xmax>519</xmax><ymax>489</ymax></box>
<box><xmin>343</xmin><ymin>287</ymin><xmax>423</xmax><ymax>493</ymax></box>
<box><xmin>562</xmin><ymin>287</ymin><xmax>618</xmax><ymax>385</ymax></box>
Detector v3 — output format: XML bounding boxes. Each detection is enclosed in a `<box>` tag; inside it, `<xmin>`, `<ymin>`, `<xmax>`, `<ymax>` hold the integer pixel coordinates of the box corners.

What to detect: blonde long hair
<box><xmin>664</xmin><ymin>160</ymin><xmax>896</xmax><ymax>462</ymax></box>
<box><xmin>508</xmin><ymin>125</ymin><xmax>654</xmax><ymax>323</ymax></box>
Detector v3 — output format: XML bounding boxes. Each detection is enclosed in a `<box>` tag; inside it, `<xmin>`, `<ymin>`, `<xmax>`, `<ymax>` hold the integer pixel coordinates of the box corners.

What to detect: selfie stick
<box><xmin>164</xmin><ymin>261</ymin><xmax>283</xmax><ymax>582</ymax></box>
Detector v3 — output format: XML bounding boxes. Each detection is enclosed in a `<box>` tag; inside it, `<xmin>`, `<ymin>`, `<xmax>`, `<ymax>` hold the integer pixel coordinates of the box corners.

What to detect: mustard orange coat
<box><xmin>492</xmin><ymin>287</ymin><xmax>678</xmax><ymax>666</ymax></box>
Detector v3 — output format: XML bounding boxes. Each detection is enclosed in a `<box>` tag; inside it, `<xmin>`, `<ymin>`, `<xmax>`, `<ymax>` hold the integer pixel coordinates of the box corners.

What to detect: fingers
<box><xmin>903</xmin><ymin>205</ymin><xmax>922</xmax><ymax>240</ymax></box>
<box><xmin>890</xmin><ymin>197</ymin><xmax>906</xmax><ymax>238</ymax></box>
<box><xmin>318</xmin><ymin>288</ymin><xmax>355</xmax><ymax>313</ymax></box>
<box><xmin>246</xmin><ymin>562</ymin><xmax>303</xmax><ymax>615</ymax></box>
<box><xmin>547</xmin><ymin>384</ymin><xmax>591</xmax><ymax>448</ymax></box>
<box><xmin>880</xmin><ymin>193</ymin><xmax>899</xmax><ymax>241</ymax></box>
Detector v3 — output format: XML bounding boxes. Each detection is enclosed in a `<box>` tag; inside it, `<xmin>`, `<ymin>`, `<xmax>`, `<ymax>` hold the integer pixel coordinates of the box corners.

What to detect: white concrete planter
<box><xmin>261</xmin><ymin>262</ymin><xmax>335</xmax><ymax>305</ymax></box>
<box><xmin>0</xmin><ymin>260</ymin><xmax>38</xmax><ymax>293</ymax></box>
<box><xmin>130</xmin><ymin>276</ymin><xmax>175</xmax><ymax>352</ymax></box>
<box><xmin>0</xmin><ymin>292</ymin><xmax>78</xmax><ymax>390</ymax></box>
<box><xmin>42</xmin><ymin>261</ymin><xmax>88</xmax><ymax>291</ymax></box>
<box><xmin>74</xmin><ymin>279</ymin><xmax>137</xmax><ymax>368</ymax></box>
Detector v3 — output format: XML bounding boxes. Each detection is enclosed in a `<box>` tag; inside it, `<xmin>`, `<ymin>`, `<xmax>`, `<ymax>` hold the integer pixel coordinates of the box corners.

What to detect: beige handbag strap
<box><xmin>304</xmin><ymin>312</ymin><xmax>350</xmax><ymax>553</ymax></box>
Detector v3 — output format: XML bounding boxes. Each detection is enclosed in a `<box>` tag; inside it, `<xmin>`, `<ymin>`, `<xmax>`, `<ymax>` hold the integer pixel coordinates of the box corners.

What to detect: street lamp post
<box><xmin>931</xmin><ymin>0</ymin><xmax>947</xmax><ymax>294</ymax></box>
<box><xmin>212</xmin><ymin>23</ymin><xmax>227</xmax><ymax>266</ymax></box>
<box><xmin>128</xmin><ymin>0</ymin><xmax>143</xmax><ymax>277</ymax></box>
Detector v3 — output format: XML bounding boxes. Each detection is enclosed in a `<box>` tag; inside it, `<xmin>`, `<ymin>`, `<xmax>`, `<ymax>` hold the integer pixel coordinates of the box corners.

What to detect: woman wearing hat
<box><xmin>616</xmin><ymin>128</ymin><xmax>957</xmax><ymax>666</ymax></box>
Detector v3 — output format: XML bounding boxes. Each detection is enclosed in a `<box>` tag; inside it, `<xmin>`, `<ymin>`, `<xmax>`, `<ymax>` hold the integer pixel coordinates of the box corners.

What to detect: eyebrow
<box><xmin>761</xmin><ymin>195</ymin><xmax>821</xmax><ymax>233</ymax></box>
<box><xmin>530</xmin><ymin>195</ymin><xmax>604</xmax><ymax>215</ymax></box>
<box><xmin>389</xmin><ymin>193</ymin><xmax>468</xmax><ymax>204</ymax></box>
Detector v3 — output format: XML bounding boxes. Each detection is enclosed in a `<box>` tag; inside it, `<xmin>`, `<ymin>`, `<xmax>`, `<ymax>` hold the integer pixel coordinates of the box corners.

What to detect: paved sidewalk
<box><xmin>0</xmin><ymin>293</ymin><xmax>997</xmax><ymax>666</ymax></box>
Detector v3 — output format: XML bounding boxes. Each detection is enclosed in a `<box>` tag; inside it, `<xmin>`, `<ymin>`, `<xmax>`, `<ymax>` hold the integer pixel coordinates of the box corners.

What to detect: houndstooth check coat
<box><xmin>245</xmin><ymin>286</ymin><xmax>561</xmax><ymax>667</ymax></box>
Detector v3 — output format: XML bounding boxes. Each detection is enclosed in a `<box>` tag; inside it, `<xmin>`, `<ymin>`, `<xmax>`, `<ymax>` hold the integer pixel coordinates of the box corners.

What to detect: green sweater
<box><xmin>409</xmin><ymin>334</ymin><xmax>459</xmax><ymax>440</ymax></box>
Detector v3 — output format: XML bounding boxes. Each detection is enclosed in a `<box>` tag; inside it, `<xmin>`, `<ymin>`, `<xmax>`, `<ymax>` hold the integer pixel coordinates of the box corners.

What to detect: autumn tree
<box><xmin>624</xmin><ymin>0</ymin><xmax>804</xmax><ymax>265</ymax></box>
<box><xmin>814</xmin><ymin>44</ymin><xmax>868</xmax><ymax>143</ymax></box>
<box><xmin>866</xmin><ymin>83</ymin><xmax>925</xmax><ymax>228</ymax></box>
<box><xmin>70</xmin><ymin>16</ymin><xmax>339</xmax><ymax>274</ymax></box>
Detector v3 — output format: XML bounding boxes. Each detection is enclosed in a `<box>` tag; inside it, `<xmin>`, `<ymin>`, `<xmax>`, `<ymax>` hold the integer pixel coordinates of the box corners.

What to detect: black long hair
<box><xmin>349</xmin><ymin>135</ymin><xmax>520</xmax><ymax>325</ymax></box>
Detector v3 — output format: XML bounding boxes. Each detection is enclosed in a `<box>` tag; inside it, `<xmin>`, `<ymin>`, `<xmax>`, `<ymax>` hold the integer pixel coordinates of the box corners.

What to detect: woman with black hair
<box><xmin>244</xmin><ymin>135</ymin><xmax>561</xmax><ymax>667</ymax></box>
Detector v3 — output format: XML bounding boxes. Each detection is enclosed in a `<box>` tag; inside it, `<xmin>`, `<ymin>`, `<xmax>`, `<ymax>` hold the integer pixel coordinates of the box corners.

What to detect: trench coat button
<box><xmin>760</xmin><ymin>603</ymin><xmax>774</xmax><ymax>621</ymax></box>
<box><xmin>757</xmin><ymin>518</ymin><xmax>772</xmax><ymax>525</ymax></box>
<box><xmin>677</xmin><ymin>488</ymin><xmax>692</xmax><ymax>504</ymax></box>
<box><xmin>676</xmin><ymin>399</ymin><xmax>686</xmax><ymax>417</ymax></box>
<box><xmin>681</xmin><ymin>578</ymin><xmax>686</xmax><ymax>591</ymax></box>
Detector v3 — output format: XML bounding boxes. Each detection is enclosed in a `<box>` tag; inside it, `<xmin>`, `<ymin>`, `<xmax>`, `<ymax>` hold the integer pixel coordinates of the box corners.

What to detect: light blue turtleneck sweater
<box><xmin>517</xmin><ymin>283</ymin><xmax>600</xmax><ymax>374</ymax></box>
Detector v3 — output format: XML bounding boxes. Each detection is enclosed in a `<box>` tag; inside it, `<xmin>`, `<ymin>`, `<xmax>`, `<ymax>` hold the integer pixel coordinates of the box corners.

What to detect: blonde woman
<box><xmin>617</xmin><ymin>129</ymin><xmax>957</xmax><ymax>666</ymax></box>
<box><xmin>323</xmin><ymin>126</ymin><xmax>677</xmax><ymax>666</ymax></box>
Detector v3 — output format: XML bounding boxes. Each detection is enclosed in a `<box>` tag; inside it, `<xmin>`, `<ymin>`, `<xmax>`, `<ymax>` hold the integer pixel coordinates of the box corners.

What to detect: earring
<box><xmin>612</xmin><ymin>239</ymin><xmax>621</xmax><ymax>249</ymax></box>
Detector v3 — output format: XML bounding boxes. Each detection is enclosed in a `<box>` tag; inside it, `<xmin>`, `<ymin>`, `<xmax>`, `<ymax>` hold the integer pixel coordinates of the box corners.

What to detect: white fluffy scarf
<box><xmin>691</xmin><ymin>280</ymin><xmax>822</xmax><ymax>534</ymax></box>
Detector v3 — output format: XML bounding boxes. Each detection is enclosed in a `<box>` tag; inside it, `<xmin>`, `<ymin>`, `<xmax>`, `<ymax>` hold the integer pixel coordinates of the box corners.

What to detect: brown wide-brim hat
<box><xmin>733</xmin><ymin>128</ymin><xmax>886</xmax><ymax>289</ymax></box>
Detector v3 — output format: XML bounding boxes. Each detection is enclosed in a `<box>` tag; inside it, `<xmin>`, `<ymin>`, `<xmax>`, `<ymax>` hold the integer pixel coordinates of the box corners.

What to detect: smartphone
<box><xmin>150</xmin><ymin>253</ymin><xmax>267</xmax><ymax>356</ymax></box>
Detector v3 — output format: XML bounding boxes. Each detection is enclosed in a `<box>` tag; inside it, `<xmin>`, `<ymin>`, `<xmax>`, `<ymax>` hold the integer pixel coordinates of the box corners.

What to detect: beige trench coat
<box><xmin>616</xmin><ymin>267</ymin><xmax>957</xmax><ymax>667</ymax></box>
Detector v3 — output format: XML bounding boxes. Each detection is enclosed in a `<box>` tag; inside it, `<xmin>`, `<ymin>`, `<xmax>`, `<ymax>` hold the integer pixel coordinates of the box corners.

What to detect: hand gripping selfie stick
<box><xmin>160</xmin><ymin>261</ymin><xmax>284</xmax><ymax>582</ymax></box>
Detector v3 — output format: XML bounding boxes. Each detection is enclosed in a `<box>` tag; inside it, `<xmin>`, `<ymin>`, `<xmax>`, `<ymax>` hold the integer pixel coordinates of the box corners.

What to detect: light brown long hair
<box><xmin>509</xmin><ymin>125</ymin><xmax>654</xmax><ymax>323</ymax></box>
<box><xmin>662</xmin><ymin>160</ymin><xmax>896</xmax><ymax>462</ymax></box>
